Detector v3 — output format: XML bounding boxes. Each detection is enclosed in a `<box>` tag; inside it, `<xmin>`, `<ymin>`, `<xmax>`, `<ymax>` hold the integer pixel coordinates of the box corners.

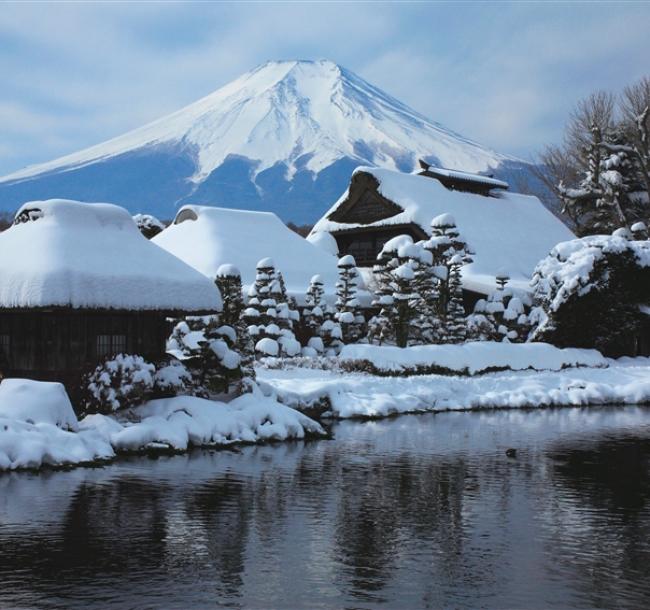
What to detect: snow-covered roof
<box><xmin>0</xmin><ymin>199</ymin><xmax>221</xmax><ymax>312</ymax></box>
<box><xmin>310</xmin><ymin>167</ymin><xmax>576</xmax><ymax>294</ymax></box>
<box><xmin>420</xmin><ymin>164</ymin><xmax>509</xmax><ymax>189</ymax></box>
<box><xmin>153</xmin><ymin>205</ymin><xmax>340</xmax><ymax>301</ymax></box>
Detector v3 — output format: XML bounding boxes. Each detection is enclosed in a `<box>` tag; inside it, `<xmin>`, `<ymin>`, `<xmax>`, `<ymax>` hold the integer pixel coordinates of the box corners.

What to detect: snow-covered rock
<box><xmin>0</xmin><ymin>379</ymin><xmax>79</xmax><ymax>431</ymax></box>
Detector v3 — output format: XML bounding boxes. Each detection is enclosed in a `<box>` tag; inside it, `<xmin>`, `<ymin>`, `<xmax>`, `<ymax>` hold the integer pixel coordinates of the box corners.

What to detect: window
<box><xmin>96</xmin><ymin>334</ymin><xmax>127</xmax><ymax>358</ymax></box>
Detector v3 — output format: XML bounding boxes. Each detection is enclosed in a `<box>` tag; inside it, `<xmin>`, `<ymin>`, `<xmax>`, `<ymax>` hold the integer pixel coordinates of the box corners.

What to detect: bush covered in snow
<box><xmin>82</xmin><ymin>354</ymin><xmax>156</xmax><ymax>414</ymax></box>
<box><xmin>153</xmin><ymin>360</ymin><xmax>192</xmax><ymax>397</ymax></box>
<box><xmin>529</xmin><ymin>232</ymin><xmax>650</xmax><ymax>355</ymax></box>
<box><xmin>467</xmin><ymin>271</ymin><xmax>531</xmax><ymax>343</ymax></box>
<box><xmin>168</xmin><ymin>315</ymin><xmax>242</xmax><ymax>396</ymax></box>
<box><xmin>216</xmin><ymin>264</ymin><xmax>256</xmax><ymax>385</ymax></box>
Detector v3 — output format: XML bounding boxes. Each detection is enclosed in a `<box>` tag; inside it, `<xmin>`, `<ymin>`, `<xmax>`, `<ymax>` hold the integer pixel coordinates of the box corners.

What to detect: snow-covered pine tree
<box><xmin>442</xmin><ymin>253</ymin><xmax>467</xmax><ymax>344</ymax></box>
<box><xmin>367</xmin><ymin>235</ymin><xmax>426</xmax><ymax>347</ymax></box>
<box><xmin>302</xmin><ymin>274</ymin><xmax>326</xmax><ymax>355</ymax></box>
<box><xmin>367</xmin><ymin>252</ymin><xmax>394</xmax><ymax>345</ymax></box>
<box><xmin>216</xmin><ymin>264</ymin><xmax>255</xmax><ymax>386</ymax></box>
<box><xmin>167</xmin><ymin>315</ymin><xmax>241</xmax><ymax>396</ymax></box>
<box><xmin>335</xmin><ymin>255</ymin><xmax>366</xmax><ymax>344</ymax></box>
<box><xmin>247</xmin><ymin>258</ymin><xmax>301</xmax><ymax>358</ymax></box>
<box><xmin>425</xmin><ymin>214</ymin><xmax>472</xmax><ymax>343</ymax></box>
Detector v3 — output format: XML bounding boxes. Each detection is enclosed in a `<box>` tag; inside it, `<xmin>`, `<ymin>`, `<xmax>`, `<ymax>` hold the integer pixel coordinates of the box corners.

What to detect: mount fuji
<box><xmin>0</xmin><ymin>60</ymin><xmax>538</xmax><ymax>223</ymax></box>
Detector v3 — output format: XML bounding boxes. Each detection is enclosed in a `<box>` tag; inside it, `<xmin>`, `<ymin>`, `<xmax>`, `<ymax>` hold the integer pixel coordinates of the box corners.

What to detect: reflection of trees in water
<box><xmin>182</xmin><ymin>474</ymin><xmax>251</xmax><ymax>603</ymax></box>
<box><xmin>0</xmin><ymin>475</ymin><xmax>172</xmax><ymax>606</ymax></box>
<box><xmin>541</xmin><ymin>437</ymin><xmax>650</xmax><ymax>608</ymax></box>
<box><xmin>6</xmin><ymin>428</ymin><xmax>650</xmax><ymax>609</ymax></box>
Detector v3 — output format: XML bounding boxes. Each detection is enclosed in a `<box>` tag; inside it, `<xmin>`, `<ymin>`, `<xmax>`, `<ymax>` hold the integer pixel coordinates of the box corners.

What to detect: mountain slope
<box><xmin>0</xmin><ymin>60</ymin><xmax>535</xmax><ymax>223</ymax></box>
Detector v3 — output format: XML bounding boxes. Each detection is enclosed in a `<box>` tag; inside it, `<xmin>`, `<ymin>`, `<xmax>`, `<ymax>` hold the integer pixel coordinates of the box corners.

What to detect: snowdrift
<box><xmin>258</xmin><ymin>357</ymin><xmax>650</xmax><ymax>419</ymax></box>
<box><xmin>0</xmin><ymin>380</ymin><xmax>324</xmax><ymax>471</ymax></box>
<box><xmin>339</xmin><ymin>342</ymin><xmax>607</xmax><ymax>376</ymax></box>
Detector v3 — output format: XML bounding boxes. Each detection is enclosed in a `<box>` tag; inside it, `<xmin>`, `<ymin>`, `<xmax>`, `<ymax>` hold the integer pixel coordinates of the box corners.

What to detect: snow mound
<box><xmin>307</xmin><ymin>231</ymin><xmax>339</xmax><ymax>256</ymax></box>
<box><xmin>257</xmin><ymin>357</ymin><xmax>650</xmax><ymax>419</ymax></box>
<box><xmin>0</xmin><ymin>199</ymin><xmax>221</xmax><ymax>312</ymax></box>
<box><xmin>339</xmin><ymin>342</ymin><xmax>607</xmax><ymax>375</ymax></box>
<box><xmin>0</xmin><ymin>384</ymin><xmax>325</xmax><ymax>471</ymax></box>
<box><xmin>86</xmin><ymin>391</ymin><xmax>325</xmax><ymax>452</ymax></box>
<box><xmin>153</xmin><ymin>205</ymin><xmax>339</xmax><ymax>302</ymax></box>
<box><xmin>0</xmin><ymin>379</ymin><xmax>79</xmax><ymax>431</ymax></box>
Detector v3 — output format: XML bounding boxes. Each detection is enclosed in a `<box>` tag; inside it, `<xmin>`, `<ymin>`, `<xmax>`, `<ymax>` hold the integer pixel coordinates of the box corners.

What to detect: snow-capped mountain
<box><xmin>0</xmin><ymin>60</ymin><xmax>536</xmax><ymax>223</ymax></box>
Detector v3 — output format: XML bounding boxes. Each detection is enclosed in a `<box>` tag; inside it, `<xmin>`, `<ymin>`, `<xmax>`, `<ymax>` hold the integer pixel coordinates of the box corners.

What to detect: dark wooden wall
<box><xmin>0</xmin><ymin>309</ymin><xmax>171</xmax><ymax>392</ymax></box>
<box><xmin>334</xmin><ymin>224</ymin><xmax>427</xmax><ymax>267</ymax></box>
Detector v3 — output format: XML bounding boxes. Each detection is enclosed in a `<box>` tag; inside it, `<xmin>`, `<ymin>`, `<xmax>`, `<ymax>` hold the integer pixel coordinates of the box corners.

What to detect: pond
<box><xmin>1</xmin><ymin>406</ymin><xmax>650</xmax><ymax>609</ymax></box>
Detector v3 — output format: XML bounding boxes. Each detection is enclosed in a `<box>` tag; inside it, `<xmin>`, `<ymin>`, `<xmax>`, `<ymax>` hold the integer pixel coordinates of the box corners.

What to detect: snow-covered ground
<box><xmin>339</xmin><ymin>342</ymin><xmax>606</xmax><ymax>375</ymax></box>
<box><xmin>257</xmin><ymin>357</ymin><xmax>650</xmax><ymax>419</ymax></box>
<box><xmin>0</xmin><ymin>380</ymin><xmax>325</xmax><ymax>471</ymax></box>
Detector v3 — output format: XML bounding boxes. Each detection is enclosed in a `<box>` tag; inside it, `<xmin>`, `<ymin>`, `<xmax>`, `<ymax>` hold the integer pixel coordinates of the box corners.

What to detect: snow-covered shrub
<box><xmin>132</xmin><ymin>213</ymin><xmax>165</xmax><ymax>239</ymax></box>
<box><xmin>467</xmin><ymin>271</ymin><xmax>530</xmax><ymax>343</ymax></box>
<box><xmin>168</xmin><ymin>315</ymin><xmax>242</xmax><ymax>396</ymax></box>
<box><xmin>368</xmin><ymin>216</ymin><xmax>472</xmax><ymax>347</ymax></box>
<box><xmin>335</xmin><ymin>255</ymin><xmax>366</xmax><ymax>343</ymax></box>
<box><xmin>529</xmin><ymin>232</ymin><xmax>650</xmax><ymax>355</ymax></box>
<box><xmin>153</xmin><ymin>360</ymin><xmax>192</xmax><ymax>397</ymax></box>
<box><xmin>82</xmin><ymin>354</ymin><xmax>155</xmax><ymax>414</ymax></box>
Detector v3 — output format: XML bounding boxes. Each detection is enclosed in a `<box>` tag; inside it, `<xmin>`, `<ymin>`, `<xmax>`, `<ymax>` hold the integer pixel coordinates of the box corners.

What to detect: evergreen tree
<box><xmin>335</xmin><ymin>255</ymin><xmax>366</xmax><ymax>343</ymax></box>
<box><xmin>245</xmin><ymin>258</ymin><xmax>301</xmax><ymax>358</ymax></box>
<box><xmin>216</xmin><ymin>264</ymin><xmax>255</xmax><ymax>386</ymax></box>
<box><xmin>367</xmin><ymin>235</ymin><xmax>427</xmax><ymax>347</ymax></box>
<box><xmin>425</xmin><ymin>214</ymin><xmax>472</xmax><ymax>343</ymax></box>
<box><xmin>168</xmin><ymin>315</ymin><xmax>241</xmax><ymax>396</ymax></box>
<box><xmin>303</xmin><ymin>274</ymin><xmax>326</xmax><ymax>354</ymax></box>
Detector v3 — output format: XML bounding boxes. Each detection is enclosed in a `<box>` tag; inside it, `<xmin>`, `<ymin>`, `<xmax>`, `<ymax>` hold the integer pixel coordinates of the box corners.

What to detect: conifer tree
<box><xmin>216</xmin><ymin>264</ymin><xmax>255</xmax><ymax>386</ymax></box>
<box><xmin>335</xmin><ymin>255</ymin><xmax>366</xmax><ymax>343</ymax></box>
<box><xmin>425</xmin><ymin>214</ymin><xmax>472</xmax><ymax>343</ymax></box>
<box><xmin>245</xmin><ymin>258</ymin><xmax>300</xmax><ymax>358</ymax></box>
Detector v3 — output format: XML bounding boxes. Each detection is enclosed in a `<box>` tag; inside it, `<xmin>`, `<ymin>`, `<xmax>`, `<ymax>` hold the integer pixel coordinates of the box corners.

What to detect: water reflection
<box><xmin>0</xmin><ymin>407</ymin><xmax>650</xmax><ymax>609</ymax></box>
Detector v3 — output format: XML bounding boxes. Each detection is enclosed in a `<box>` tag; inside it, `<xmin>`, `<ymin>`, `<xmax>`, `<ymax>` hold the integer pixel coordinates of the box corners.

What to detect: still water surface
<box><xmin>1</xmin><ymin>406</ymin><xmax>650</xmax><ymax>609</ymax></box>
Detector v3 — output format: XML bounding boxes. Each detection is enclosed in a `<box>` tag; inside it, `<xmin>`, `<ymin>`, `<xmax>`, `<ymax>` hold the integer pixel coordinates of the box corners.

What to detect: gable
<box><xmin>327</xmin><ymin>171</ymin><xmax>403</xmax><ymax>225</ymax></box>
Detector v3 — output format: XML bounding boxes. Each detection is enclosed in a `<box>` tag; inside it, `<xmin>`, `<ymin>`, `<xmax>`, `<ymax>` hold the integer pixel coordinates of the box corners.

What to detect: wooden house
<box><xmin>308</xmin><ymin>164</ymin><xmax>575</xmax><ymax>307</ymax></box>
<box><xmin>0</xmin><ymin>199</ymin><xmax>221</xmax><ymax>392</ymax></box>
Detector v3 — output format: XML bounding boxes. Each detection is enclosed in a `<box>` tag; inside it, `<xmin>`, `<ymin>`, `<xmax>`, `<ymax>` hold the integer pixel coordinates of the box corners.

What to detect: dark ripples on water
<box><xmin>1</xmin><ymin>406</ymin><xmax>650</xmax><ymax>609</ymax></box>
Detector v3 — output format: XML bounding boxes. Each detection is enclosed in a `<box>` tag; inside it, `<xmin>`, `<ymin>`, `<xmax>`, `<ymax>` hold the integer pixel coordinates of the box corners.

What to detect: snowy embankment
<box><xmin>0</xmin><ymin>380</ymin><xmax>325</xmax><ymax>471</ymax></box>
<box><xmin>257</xmin><ymin>351</ymin><xmax>650</xmax><ymax>419</ymax></box>
<box><xmin>339</xmin><ymin>342</ymin><xmax>606</xmax><ymax>376</ymax></box>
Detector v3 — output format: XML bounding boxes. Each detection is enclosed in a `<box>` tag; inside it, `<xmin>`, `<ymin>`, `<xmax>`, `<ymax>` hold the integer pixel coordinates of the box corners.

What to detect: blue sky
<box><xmin>1</xmin><ymin>1</ymin><xmax>649</xmax><ymax>176</ymax></box>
